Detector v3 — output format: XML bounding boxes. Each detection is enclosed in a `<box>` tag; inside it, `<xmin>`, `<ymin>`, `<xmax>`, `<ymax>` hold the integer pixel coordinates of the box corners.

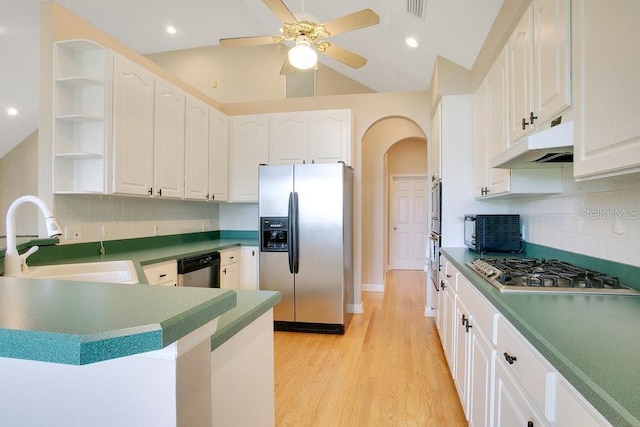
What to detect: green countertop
<box><xmin>441</xmin><ymin>247</ymin><xmax>640</xmax><ymax>427</ymax></box>
<box><xmin>211</xmin><ymin>289</ymin><xmax>281</xmax><ymax>351</ymax></box>
<box><xmin>0</xmin><ymin>232</ymin><xmax>281</xmax><ymax>366</ymax></box>
<box><xmin>0</xmin><ymin>276</ymin><xmax>236</xmax><ymax>365</ymax></box>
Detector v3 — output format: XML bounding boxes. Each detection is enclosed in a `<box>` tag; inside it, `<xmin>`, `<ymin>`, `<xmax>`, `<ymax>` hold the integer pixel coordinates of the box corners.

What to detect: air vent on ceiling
<box><xmin>407</xmin><ymin>0</ymin><xmax>427</xmax><ymax>20</ymax></box>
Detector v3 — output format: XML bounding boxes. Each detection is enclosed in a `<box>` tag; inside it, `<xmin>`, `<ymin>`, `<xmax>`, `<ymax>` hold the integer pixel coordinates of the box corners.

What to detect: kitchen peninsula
<box><xmin>0</xmin><ymin>232</ymin><xmax>280</xmax><ymax>426</ymax></box>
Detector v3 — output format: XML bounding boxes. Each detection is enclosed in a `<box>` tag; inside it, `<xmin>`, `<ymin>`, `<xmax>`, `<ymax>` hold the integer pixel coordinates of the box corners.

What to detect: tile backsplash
<box><xmin>515</xmin><ymin>169</ymin><xmax>640</xmax><ymax>267</ymax></box>
<box><xmin>54</xmin><ymin>195</ymin><xmax>220</xmax><ymax>244</ymax></box>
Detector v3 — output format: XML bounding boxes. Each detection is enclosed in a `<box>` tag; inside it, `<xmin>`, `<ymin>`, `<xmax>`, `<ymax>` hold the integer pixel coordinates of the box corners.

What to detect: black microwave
<box><xmin>464</xmin><ymin>214</ymin><xmax>521</xmax><ymax>253</ymax></box>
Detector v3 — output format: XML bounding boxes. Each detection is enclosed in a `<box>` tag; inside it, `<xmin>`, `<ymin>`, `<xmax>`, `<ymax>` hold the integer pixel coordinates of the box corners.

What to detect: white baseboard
<box><xmin>424</xmin><ymin>306</ymin><xmax>436</xmax><ymax>318</ymax></box>
<box><xmin>347</xmin><ymin>303</ymin><xmax>364</xmax><ymax>314</ymax></box>
<box><xmin>362</xmin><ymin>283</ymin><xmax>384</xmax><ymax>292</ymax></box>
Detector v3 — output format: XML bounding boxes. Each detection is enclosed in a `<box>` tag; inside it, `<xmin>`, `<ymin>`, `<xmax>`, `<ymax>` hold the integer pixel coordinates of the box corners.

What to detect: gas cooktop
<box><xmin>466</xmin><ymin>257</ymin><xmax>640</xmax><ymax>295</ymax></box>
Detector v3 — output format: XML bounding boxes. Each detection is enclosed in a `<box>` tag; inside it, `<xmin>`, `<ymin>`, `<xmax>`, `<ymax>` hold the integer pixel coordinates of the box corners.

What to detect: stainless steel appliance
<box><xmin>464</xmin><ymin>214</ymin><xmax>521</xmax><ymax>254</ymax></box>
<box><xmin>467</xmin><ymin>257</ymin><xmax>640</xmax><ymax>295</ymax></box>
<box><xmin>177</xmin><ymin>252</ymin><xmax>221</xmax><ymax>288</ymax></box>
<box><xmin>259</xmin><ymin>163</ymin><xmax>353</xmax><ymax>334</ymax></box>
<box><xmin>428</xmin><ymin>180</ymin><xmax>442</xmax><ymax>292</ymax></box>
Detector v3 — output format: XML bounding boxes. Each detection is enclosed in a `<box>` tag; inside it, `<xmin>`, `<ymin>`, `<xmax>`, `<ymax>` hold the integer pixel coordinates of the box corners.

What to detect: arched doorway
<box><xmin>360</xmin><ymin>116</ymin><xmax>428</xmax><ymax>292</ymax></box>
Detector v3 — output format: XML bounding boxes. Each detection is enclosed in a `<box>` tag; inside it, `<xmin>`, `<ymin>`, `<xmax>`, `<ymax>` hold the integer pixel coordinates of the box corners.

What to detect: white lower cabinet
<box><xmin>494</xmin><ymin>357</ymin><xmax>548</xmax><ymax>427</ymax></box>
<box><xmin>437</xmin><ymin>254</ymin><xmax>610</xmax><ymax>427</ymax></box>
<box><xmin>555</xmin><ymin>377</ymin><xmax>611</xmax><ymax>427</ymax></box>
<box><xmin>219</xmin><ymin>247</ymin><xmax>241</xmax><ymax>289</ymax></box>
<box><xmin>142</xmin><ymin>259</ymin><xmax>177</xmax><ymax>287</ymax></box>
<box><xmin>241</xmin><ymin>246</ymin><xmax>259</xmax><ymax>290</ymax></box>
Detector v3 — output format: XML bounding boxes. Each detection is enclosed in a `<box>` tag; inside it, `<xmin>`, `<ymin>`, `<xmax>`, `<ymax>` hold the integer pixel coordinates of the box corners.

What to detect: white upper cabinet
<box><xmin>269</xmin><ymin>109</ymin><xmax>351</xmax><ymax>165</ymax></box>
<box><xmin>474</xmin><ymin>48</ymin><xmax>512</xmax><ymax>198</ymax></box>
<box><xmin>572</xmin><ymin>0</ymin><xmax>640</xmax><ymax>180</ymax></box>
<box><xmin>184</xmin><ymin>95</ymin><xmax>210</xmax><ymax>200</ymax></box>
<box><xmin>532</xmin><ymin>0</ymin><xmax>571</xmax><ymax>125</ymax></box>
<box><xmin>430</xmin><ymin>102</ymin><xmax>442</xmax><ymax>183</ymax></box>
<box><xmin>154</xmin><ymin>78</ymin><xmax>186</xmax><ymax>199</ymax></box>
<box><xmin>209</xmin><ymin>108</ymin><xmax>229</xmax><ymax>202</ymax></box>
<box><xmin>53</xmin><ymin>40</ymin><xmax>110</xmax><ymax>194</ymax></box>
<box><xmin>269</xmin><ymin>112</ymin><xmax>308</xmax><ymax>165</ymax></box>
<box><xmin>229</xmin><ymin>115</ymin><xmax>269</xmax><ymax>202</ymax></box>
<box><xmin>307</xmin><ymin>109</ymin><xmax>351</xmax><ymax>165</ymax></box>
<box><xmin>112</xmin><ymin>53</ymin><xmax>155</xmax><ymax>196</ymax></box>
<box><xmin>508</xmin><ymin>0</ymin><xmax>571</xmax><ymax>143</ymax></box>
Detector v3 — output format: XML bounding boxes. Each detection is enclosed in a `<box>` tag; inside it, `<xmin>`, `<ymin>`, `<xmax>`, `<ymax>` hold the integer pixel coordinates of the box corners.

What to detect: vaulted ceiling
<box><xmin>0</xmin><ymin>0</ymin><xmax>503</xmax><ymax>158</ymax></box>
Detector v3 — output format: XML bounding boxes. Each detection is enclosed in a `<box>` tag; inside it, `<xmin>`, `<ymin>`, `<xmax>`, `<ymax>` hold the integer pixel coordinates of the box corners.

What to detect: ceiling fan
<box><xmin>219</xmin><ymin>0</ymin><xmax>380</xmax><ymax>74</ymax></box>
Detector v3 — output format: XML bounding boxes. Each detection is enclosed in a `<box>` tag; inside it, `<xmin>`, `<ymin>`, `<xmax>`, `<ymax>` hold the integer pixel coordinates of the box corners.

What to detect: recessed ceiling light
<box><xmin>166</xmin><ymin>25</ymin><xmax>177</xmax><ymax>35</ymax></box>
<box><xmin>405</xmin><ymin>37</ymin><xmax>418</xmax><ymax>48</ymax></box>
<box><xmin>7</xmin><ymin>107</ymin><xmax>18</xmax><ymax>116</ymax></box>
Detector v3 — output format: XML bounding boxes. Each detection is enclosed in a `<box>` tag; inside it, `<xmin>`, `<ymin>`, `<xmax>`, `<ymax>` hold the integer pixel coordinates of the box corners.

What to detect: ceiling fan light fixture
<box><xmin>288</xmin><ymin>36</ymin><xmax>317</xmax><ymax>70</ymax></box>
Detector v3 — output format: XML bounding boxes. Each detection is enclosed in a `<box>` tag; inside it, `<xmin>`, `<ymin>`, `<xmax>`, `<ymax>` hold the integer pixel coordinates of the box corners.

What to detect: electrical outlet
<box><xmin>65</xmin><ymin>226</ymin><xmax>81</xmax><ymax>241</ymax></box>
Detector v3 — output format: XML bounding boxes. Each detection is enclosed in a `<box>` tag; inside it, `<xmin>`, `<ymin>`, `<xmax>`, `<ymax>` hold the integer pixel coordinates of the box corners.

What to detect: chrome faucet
<box><xmin>4</xmin><ymin>195</ymin><xmax>62</xmax><ymax>277</ymax></box>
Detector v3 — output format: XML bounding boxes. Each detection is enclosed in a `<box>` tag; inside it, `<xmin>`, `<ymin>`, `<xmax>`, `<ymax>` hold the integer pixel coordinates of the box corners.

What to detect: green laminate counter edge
<box><xmin>440</xmin><ymin>247</ymin><xmax>640</xmax><ymax>427</ymax></box>
<box><xmin>0</xmin><ymin>276</ymin><xmax>236</xmax><ymax>365</ymax></box>
<box><xmin>211</xmin><ymin>290</ymin><xmax>282</xmax><ymax>351</ymax></box>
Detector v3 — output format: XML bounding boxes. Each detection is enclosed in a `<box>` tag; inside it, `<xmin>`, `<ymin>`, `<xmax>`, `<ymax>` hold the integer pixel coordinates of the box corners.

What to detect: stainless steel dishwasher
<box><xmin>177</xmin><ymin>252</ymin><xmax>221</xmax><ymax>288</ymax></box>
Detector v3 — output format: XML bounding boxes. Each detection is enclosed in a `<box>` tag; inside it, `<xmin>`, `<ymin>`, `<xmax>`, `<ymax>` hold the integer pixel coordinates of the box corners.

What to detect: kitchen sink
<box><xmin>22</xmin><ymin>260</ymin><xmax>139</xmax><ymax>284</ymax></box>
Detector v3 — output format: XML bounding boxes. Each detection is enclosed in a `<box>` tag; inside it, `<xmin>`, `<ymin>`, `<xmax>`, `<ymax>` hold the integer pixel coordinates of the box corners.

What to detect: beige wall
<box><xmin>146</xmin><ymin>45</ymin><xmax>374</xmax><ymax>104</ymax></box>
<box><xmin>386</xmin><ymin>138</ymin><xmax>428</xmax><ymax>175</ymax></box>
<box><xmin>0</xmin><ymin>131</ymin><xmax>39</xmax><ymax>237</ymax></box>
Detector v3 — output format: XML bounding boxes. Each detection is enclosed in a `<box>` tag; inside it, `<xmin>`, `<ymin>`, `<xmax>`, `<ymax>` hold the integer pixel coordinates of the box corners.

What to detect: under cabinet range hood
<box><xmin>492</xmin><ymin>119</ymin><xmax>574</xmax><ymax>169</ymax></box>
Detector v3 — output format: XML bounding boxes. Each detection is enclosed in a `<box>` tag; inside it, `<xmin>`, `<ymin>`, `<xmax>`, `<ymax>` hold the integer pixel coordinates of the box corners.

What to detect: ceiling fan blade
<box><xmin>322</xmin><ymin>8</ymin><xmax>380</xmax><ymax>37</ymax></box>
<box><xmin>322</xmin><ymin>43</ymin><xmax>368</xmax><ymax>69</ymax></box>
<box><xmin>219</xmin><ymin>35</ymin><xmax>278</xmax><ymax>47</ymax></box>
<box><xmin>280</xmin><ymin>57</ymin><xmax>297</xmax><ymax>75</ymax></box>
<box><xmin>263</xmin><ymin>0</ymin><xmax>297</xmax><ymax>23</ymax></box>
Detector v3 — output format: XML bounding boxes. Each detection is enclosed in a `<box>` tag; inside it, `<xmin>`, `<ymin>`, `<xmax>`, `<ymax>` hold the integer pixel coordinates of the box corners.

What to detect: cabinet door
<box><xmin>241</xmin><ymin>246</ymin><xmax>259</xmax><ymax>290</ymax></box>
<box><xmin>494</xmin><ymin>359</ymin><xmax>548</xmax><ymax>427</ymax></box>
<box><xmin>469</xmin><ymin>328</ymin><xmax>495</xmax><ymax>427</ymax></box>
<box><xmin>454</xmin><ymin>298</ymin><xmax>470</xmax><ymax>416</ymax></box>
<box><xmin>486</xmin><ymin>48</ymin><xmax>511</xmax><ymax>195</ymax></box>
<box><xmin>209</xmin><ymin>108</ymin><xmax>229</xmax><ymax>202</ymax></box>
<box><xmin>269</xmin><ymin>113</ymin><xmax>307</xmax><ymax>165</ymax></box>
<box><xmin>307</xmin><ymin>110</ymin><xmax>351</xmax><ymax>165</ymax></box>
<box><xmin>573</xmin><ymin>0</ymin><xmax>640</xmax><ymax>179</ymax></box>
<box><xmin>430</xmin><ymin>103</ymin><xmax>442</xmax><ymax>183</ymax></box>
<box><xmin>112</xmin><ymin>54</ymin><xmax>155</xmax><ymax>196</ymax></box>
<box><xmin>508</xmin><ymin>5</ymin><xmax>534</xmax><ymax>142</ymax></box>
<box><xmin>229</xmin><ymin>115</ymin><xmax>269</xmax><ymax>202</ymax></box>
<box><xmin>443</xmin><ymin>283</ymin><xmax>457</xmax><ymax>369</ymax></box>
<box><xmin>221</xmin><ymin>261</ymin><xmax>240</xmax><ymax>289</ymax></box>
<box><xmin>532</xmin><ymin>0</ymin><xmax>571</xmax><ymax>124</ymax></box>
<box><xmin>154</xmin><ymin>79</ymin><xmax>185</xmax><ymax>199</ymax></box>
<box><xmin>473</xmin><ymin>79</ymin><xmax>489</xmax><ymax>198</ymax></box>
<box><xmin>185</xmin><ymin>95</ymin><xmax>210</xmax><ymax>200</ymax></box>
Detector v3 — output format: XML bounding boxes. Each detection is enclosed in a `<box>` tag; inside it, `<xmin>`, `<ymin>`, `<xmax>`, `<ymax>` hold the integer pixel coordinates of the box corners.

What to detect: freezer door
<box><xmin>260</xmin><ymin>251</ymin><xmax>295</xmax><ymax>321</ymax></box>
<box><xmin>258</xmin><ymin>164</ymin><xmax>293</xmax><ymax>217</ymax></box>
<box><xmin>294</xmin><ymin>163</ymin><xmax>348</xmax><ymax>324</ymax></box>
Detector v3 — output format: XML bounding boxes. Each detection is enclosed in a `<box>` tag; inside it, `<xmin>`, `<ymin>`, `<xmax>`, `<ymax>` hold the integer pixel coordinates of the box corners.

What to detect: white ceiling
<box><xmin>0</xmin><ymin>0</ymin><xmax>503</xmax><ymax>158</ymax></box>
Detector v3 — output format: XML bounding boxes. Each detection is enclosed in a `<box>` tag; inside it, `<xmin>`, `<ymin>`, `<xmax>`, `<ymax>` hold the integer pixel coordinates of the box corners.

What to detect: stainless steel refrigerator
<box><xmin>258</xmin><ymin>163</ymin><xmax>353</xmax><ymax>334</ymax></box>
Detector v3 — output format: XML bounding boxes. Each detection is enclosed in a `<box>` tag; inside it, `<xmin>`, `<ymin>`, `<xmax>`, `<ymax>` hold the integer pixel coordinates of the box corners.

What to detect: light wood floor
<box><xmin>273</xmin><ymin>270</ymin><xmax>466</xmax><ymax>426</ymax></box>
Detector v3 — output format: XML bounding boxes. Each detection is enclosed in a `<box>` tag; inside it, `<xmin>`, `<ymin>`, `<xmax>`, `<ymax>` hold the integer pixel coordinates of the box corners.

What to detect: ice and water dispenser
<box><xmin>260</xmin><ymin>217</ymin><xmax>289</xmax><ymax>252</ymax></box>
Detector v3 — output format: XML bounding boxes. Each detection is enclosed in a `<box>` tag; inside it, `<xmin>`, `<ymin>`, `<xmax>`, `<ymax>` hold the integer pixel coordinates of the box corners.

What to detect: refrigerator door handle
<box><xmin>291</xmin><ymin>191</ymin><xmax>300</xmax><ymax>274</ymax></box>
<box><xmin>287</xmin><ymin>192</ymin><xmax>300</xmax><ymax>274</ymax></box>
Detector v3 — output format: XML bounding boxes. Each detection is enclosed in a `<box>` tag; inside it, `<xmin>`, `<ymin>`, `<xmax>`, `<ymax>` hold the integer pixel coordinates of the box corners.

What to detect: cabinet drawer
<box><xmin>142</xmin><ymin>260</ymin><xmax>177</xmax><ymax>286</ymax></box>
<box><xmin>496</xmin><ymin>316</ymin><xmax>555</xmax><ymax>414</ymax></box>
<box><xmin>220</xmin><ymin>248</ymin><xmax>241</xmax><ymax>266</ymax></box>
<box><xmin>459</xmin><ymin>277</ymin><xmax>498</xmax><ymax>342</ymax></box>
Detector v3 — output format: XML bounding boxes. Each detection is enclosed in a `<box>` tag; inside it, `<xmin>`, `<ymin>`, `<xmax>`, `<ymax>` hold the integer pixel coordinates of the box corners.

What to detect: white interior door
<box><xmin>389</xmin><ymin>176</ymin><xmax>428</xmax><ymax>270</ymax></box>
